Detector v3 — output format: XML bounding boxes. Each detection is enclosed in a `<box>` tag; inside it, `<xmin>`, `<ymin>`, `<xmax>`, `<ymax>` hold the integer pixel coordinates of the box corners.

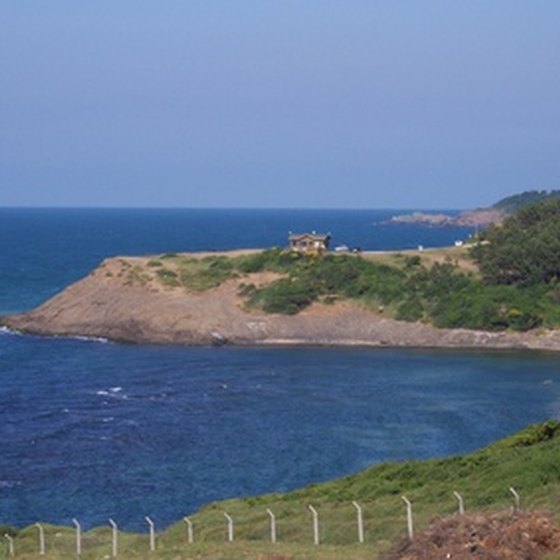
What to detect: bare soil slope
<box><xmin>385</xmin><ymin>511</ymin><xmax>560</xmax><ymax>560</ymax></box>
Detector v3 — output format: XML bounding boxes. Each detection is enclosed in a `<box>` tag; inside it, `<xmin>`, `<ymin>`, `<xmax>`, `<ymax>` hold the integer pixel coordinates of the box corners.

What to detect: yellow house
<box><xmin>288</xmin><ymin>232</ymin><xmax>331</xmax><ymax>254</ymax></box>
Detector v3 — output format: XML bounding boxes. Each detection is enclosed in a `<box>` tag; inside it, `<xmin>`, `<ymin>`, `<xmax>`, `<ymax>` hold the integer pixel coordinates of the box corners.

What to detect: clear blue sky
<box><xmin>1</xmin><ymin>2</ymin><xmax>559</xmax><ymax>209</ymax></box>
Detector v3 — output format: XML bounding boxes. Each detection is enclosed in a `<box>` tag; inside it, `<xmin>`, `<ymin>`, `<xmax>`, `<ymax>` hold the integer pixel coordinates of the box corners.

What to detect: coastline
<box><xmin>3</xmin><ymin>251</ymin><xmax>560</xmax><ymax>353</ymax></box>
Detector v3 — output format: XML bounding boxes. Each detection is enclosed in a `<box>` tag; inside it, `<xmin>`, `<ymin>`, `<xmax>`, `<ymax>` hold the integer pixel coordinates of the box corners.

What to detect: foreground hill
<box><xmin>4</xmin><ymin>421</ymin><xmax>560</xmax><ymax>559</ymax></box>
<box><xmin>4</xmin><ymin>246</ymin><xmax>560</xmax><ymax>351</ymax></box>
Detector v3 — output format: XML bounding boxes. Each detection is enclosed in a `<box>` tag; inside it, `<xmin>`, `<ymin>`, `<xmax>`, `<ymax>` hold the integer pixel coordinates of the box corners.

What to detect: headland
<box><xmin>4</xmin><ymin>246</ymin><xmax>560</xmax><ymax>352</ymax></box>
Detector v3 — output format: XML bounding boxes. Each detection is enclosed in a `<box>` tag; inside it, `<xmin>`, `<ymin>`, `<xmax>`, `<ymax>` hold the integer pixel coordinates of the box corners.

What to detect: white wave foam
<box><xmin>0</xmin><ymin>326</ymin><xmax>110</xmax><ymax>343</ymax></box>
<box><xmin>68</xmin><ymin>335</ymin><xmax>110</xmax><ymax>344</ymax></box>
<box><xmin>96</xmin><ymin>387</ymin><xmax>128</xmax><ymax>400</ymax></box>
<box><xmin>0</xmin><ymin>326</ymin><xmax>22</xmax><ymax>336</ymax></box>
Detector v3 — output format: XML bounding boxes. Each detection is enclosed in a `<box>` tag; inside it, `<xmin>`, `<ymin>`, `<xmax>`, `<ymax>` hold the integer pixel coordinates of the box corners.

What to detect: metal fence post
<box><xmin>401</xmin><ymin>496</ymin><xmax>414</xmax><ymax>539</ymax></box>
<box><xmin>453</xmin><ymin>491</ymin><xmax>465</xmax><ymax>515</ymax></box>
<box><xmin>223</xmin><ymin>512</ymin><xmax>234</xmax><ymax>542</ymax></box>
<box><xmin>352</xmin><ymin>501</ymin><xmax>364</xmax><ymax>543</ymax></box>
<box><xmin>35</xmin><ymin>522</ymin><xmax>45</xmax><ymax>555</ymax></box>
<box><xmin>183</xmin><ymin>517</ymin><xmax>193</xmax><ymax>544</ymax></box>
<box><xmin>509</xmin><ymin>487</ymin><xmax>520</xmax><ymax>511</ymax></box>
<box><xmin>308</xmin><ymin>505</ymin><xmax>319</xmax><ymax>545</ymax></box>
<box><xmin>4</xmin><ymin>534</ymin><xmax>14</xmax><ymax>557</ymax></box>
<box><xmin>145</xmin><ymin>516</ymin><xmax>155</xmax><ymax>552</ymax></box>
<box><xmin>72</xmin><ymin>518</ymin><xmax>81</xmax><ymax>556</ymax></box>
<box><xmin>109</xmin><ymin>518</ymin><xmax>118</xmax><ymax>557</ymax></box>
<box><xmin>266</xmin><ymin>508</ymin><xmax>277</xmax><ymax>543</ymax></box>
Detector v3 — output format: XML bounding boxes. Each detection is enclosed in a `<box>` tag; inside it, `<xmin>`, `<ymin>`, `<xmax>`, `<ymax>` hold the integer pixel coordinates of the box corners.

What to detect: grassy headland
<box><xmin>3</xmin><ymin>421</ymin><xmax>560</xmax><ymax>559</ymax></box>
<box><xmin>143</xmin><ymin>244</ymin><xmax>558</xmax><ymax>333</ymax></box>
<box><xmin>127</xmin><ymin>198</ymin><xmax>560</xmax><ymax>334</ymax></box>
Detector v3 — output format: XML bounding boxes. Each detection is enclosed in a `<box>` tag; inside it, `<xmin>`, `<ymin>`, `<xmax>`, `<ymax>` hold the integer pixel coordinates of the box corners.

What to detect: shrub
<box><xmin>248</xmin><ymin>278</ymin><xmax>319</xmax><ymax>314</ymax></box>
<box><xmin>156</xmin><ymin>268</ymin><xmax>180</xmax><ymax>287</ymax></box>
<box><xmin>396</xmin><ymin>297</ymin><xmax>424</xmax><ymax>321</ymax></box>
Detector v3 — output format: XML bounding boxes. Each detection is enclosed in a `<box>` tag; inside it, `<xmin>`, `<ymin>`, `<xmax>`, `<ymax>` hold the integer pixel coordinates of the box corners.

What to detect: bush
<box><xmin>396</xmin><ymin>297</ymin><xmax>424</xmax><ymax>321</ymax></box>
<box><xmin>404</xmin><ymin>255</ymin><xmax>421</xmax><ymax>268</ymax></box>
<box><xmin>235</xmin><ymin>248</ymin><xmax>301</xmax><ymax>274</ymax></box>
<box><xmin>156</xmin><ymin>268</ymin><xmax>180</xmax><ymax>287</ymax></box>
<box><xmin>248</xmin><ymin>278</ymin><xmax>319</xmax><ymax>314</ymax></box>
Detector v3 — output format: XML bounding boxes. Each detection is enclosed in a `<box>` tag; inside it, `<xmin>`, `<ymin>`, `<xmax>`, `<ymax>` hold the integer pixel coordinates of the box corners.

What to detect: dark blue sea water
<box><xmin>1</xmin><ymin>208</ymin><xmax>558</xmax><ymax>531</ymax></box>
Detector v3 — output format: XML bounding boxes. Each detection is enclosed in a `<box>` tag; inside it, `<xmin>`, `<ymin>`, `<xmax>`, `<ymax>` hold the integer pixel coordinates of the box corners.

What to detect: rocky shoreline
<box><xmin>4</xmin><ymin>254</ymin><xmax>560</xmax><ymax>353</ymax></box>
<box><xmin>387</xmin><ymin>208</ymin><xmax>505</xmax><ymax>228</ymax></box>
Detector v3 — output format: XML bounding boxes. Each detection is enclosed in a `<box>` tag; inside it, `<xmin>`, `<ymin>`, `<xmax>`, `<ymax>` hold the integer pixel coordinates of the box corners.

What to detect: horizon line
<box><xmin>0</xmin><ymin>205</ymin><xmax>469</xmax><ymax>211</ymax></box>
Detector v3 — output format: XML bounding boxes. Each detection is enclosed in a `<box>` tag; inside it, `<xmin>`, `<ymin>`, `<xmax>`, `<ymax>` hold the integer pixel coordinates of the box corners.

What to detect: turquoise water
<box><xmin>1</xmin><ymin>208</ymin><xmax>557</xmax><ymax>531</ymax></box>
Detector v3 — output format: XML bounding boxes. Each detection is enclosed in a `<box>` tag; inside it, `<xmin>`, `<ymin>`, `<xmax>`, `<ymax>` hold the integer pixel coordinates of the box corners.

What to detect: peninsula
<box><xmin>4</xmin><ymin>246</ymin><xmax>560</xmax><ymax>352</ymax></box>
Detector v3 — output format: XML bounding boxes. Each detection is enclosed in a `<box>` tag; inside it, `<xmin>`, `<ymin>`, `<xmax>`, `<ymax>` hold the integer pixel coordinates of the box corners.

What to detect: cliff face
<box><xmin>5</xmin><ymin>255</ymin><xmax>560</xmax><ymax>351</ymax></box>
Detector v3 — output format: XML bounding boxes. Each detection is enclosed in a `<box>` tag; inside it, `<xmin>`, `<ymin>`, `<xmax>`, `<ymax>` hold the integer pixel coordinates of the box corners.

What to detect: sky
<box><xmin>1</xmin><ymin>1</ymin><xmax>559</xmax><ymax>209</ymax></box>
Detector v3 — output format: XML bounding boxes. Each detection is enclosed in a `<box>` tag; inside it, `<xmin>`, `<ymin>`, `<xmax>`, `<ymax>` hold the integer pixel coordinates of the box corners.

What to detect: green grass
<box><xmin>153</xmin><ymin>255</ymin><xmax>240</xmax><ymax>292</ymax></box>
<box><xmin>3</xmin><ymin>421</ymin><xmax>560</xmax><ymax>559</ymax></box>
<box><xmin>178</xmin><ymin>256</ymin><xmax>238</xmax><ymax>291</ymax></box>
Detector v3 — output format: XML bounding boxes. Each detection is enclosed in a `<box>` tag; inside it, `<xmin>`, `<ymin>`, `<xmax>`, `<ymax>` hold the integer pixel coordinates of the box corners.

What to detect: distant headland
<box><xmin>386</xmin><ymin>189</ymin><xmax>560</xmax><ymax>227</ymax></box>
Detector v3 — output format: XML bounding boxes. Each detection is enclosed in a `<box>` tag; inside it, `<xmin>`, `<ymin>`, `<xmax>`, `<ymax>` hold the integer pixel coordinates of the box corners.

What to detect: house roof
<box><xmin>289</xmin><ymin>232</ymin><xmax>331</xmax><ymax>242</ymax></box>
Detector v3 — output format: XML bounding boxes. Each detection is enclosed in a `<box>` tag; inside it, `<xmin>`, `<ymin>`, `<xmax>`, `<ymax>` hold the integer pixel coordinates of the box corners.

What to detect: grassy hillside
<box><xmin>3</xmin><ymin>421</ymin><xmax>560</xmax><ymax>559</ymax></box>
<box><xmin>143</xmin><ymin>244</ymin><xmax>560</xmax><ymax>332</ymax></box>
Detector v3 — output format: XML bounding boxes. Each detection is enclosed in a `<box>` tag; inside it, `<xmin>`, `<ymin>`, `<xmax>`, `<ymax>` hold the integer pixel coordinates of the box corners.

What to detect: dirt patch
<box><xmin>384</xmin><ymin>511</ymin><xmax>560</xmax><ymax>560</ymax></box>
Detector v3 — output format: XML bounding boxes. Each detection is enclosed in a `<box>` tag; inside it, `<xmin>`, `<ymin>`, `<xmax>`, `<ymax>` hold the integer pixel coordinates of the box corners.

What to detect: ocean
<box><xmin>1</xmin><ymin>208</ymin><xmax>558</xmax><ymax>531</ymax></box>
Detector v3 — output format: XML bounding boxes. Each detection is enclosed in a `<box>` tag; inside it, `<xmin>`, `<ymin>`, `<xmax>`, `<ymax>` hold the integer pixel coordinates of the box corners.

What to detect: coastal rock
<box><xmin>388</xmin><ymin>208</ymin><xmax>505</xmax><ymax>228</ymax></box>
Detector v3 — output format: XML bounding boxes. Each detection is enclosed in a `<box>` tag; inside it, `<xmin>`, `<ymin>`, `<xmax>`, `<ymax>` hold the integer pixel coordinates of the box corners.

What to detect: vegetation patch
<box><xmin>126</xmin><ymin>266</ymin><xmax>151</xmax><ymax>286</ymax></box>
<box><xmin>237</xmin><ymin>249</ymin><xmax>552</xmax><ymax>331</ymax></box>
<box><xmin>144</xmin><ymin>238</ymin><xmax>560</xmax><ymax>331</ymax></box>
<box><xmin>156</xmin><ymin>267</ymin><xmax>180</xmax><ymax>287</ymax></box>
